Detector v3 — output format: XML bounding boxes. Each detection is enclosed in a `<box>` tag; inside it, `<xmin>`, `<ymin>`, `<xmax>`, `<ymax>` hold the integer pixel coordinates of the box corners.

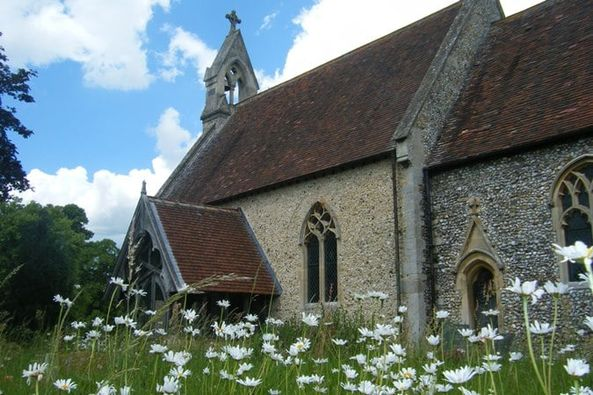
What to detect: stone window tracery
<box><xmin>303</xmin><ymin>203</ymin><xmax>338</xmax><ymax>303</ymax></box>
<box><xmin>554</xmin><ymin>158</ymin><xmax>593</xmax><ymax>282</ymax></box>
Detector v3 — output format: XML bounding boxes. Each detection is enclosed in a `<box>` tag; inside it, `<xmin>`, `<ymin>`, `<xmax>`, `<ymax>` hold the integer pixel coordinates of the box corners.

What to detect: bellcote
<box><xmin>201</xmin><ymin>11</ymin><xmax>259</xmax><ymax>133</ymax></box>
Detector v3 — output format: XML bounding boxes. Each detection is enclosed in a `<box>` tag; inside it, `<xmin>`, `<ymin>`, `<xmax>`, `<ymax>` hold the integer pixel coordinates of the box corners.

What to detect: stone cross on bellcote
<box><xmin>226</xmin><ymin>10</ymin><xmax>241</xmax><ymax>32</ymax></box>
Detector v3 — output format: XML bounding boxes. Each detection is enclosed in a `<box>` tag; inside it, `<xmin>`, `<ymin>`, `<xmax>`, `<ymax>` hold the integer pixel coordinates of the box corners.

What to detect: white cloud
<box><xmin>258</xmin><ymin>11</ymin><xmax>278</xmax><ymax>33</ymax></box>
<box><xmin>19</xmin><ymin>107</ymin><xmax>197</xmax><ymax>243</ymax></box>
<box><xmin>151</xmin><ymin>107</ymin><xmax>197</xmax><ymax>171</ymax></box>
<box><xmin>501</xmin><ymin>0</ymin><xmax>545</xmax><ymax>16</ymax></box>
<box><xmin>258</xmin><ymin>0</ymin><xmax>457</xmax><ymax>89</ymax></box>
<box><xmin>257</xmin><ymin>0</ymin><xmax>545</xmax><ymax>90</ymax></box>
<box><xmin>0</xmin><ymin>0</ymin><xmax>170</xmax><ymax>90</ymax></box>
<box><xmin>159</xmin><ymin>26</ymin><xmax>217</xmax><ymax>82</ymax></box>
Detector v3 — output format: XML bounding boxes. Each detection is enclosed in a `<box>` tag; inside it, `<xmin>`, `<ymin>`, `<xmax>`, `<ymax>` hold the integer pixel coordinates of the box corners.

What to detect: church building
<box><xmin>114</xmin><ymin>0</ymin><xmax>593</xmax><ymax>339</ymax></box>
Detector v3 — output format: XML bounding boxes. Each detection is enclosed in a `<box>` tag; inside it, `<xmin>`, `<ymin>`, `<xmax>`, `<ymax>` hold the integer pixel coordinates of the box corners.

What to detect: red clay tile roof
<box><xmin>429</xmin><ymin>0</ymin><xmax>593</xmax><ymax>168</ymax></box>
<box><xmin>150</xmin><ymin>197</ymin><xmax>280</xmax><ymax>295</ymax></box>
<box><xmin>163</xmin><ymin>3</ymin><xmax>461</xmax><ymax>204</ymax></box>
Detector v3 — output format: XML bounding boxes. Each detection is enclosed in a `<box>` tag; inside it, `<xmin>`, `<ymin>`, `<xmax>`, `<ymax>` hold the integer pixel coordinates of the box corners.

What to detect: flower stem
<box><xmin>522</xmin><ymin>297</ymin><xmax>548</xmax><ymax>395</ymax></box>
<box><xmin>547</xmin><ymin>297</ymin><xmax>559</xmax><ymax>395</ymax></box>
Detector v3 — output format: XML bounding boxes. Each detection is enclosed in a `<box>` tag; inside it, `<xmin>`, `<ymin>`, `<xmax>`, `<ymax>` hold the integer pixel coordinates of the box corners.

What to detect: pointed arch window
<box><xmin>134</xmin><ymin>232</ymin><xmax>166</xmax><ymax>310</ymax></box>
<box><xmin>456</xmin><ymin>254</ymin><xmax>503</xmax><ymax>329</ymax></box>
<box><xmin>553</xmin><ymin>158</ymin><xmax>593</xmax><ymax>282</ymax></box>
<box><xmin>224</xmin><ymin>66</ymin><xmax>239</xmax><ymax>105</ymax></box>
<box><xmin>303</xmin><ymin>203</ymin><xmax>338</xmax><ymax>303</ymax></box>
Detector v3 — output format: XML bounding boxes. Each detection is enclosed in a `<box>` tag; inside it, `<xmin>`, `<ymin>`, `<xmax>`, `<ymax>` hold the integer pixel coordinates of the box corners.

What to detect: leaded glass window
<box><xmin>303</xmin><ymin>203</ymin><xmax>338</xmax><ymax>303</ymax></box>
<box><xmin>324</xmin><ymin>233</ymin><xmax>338</xmax><ymax>302</ymax></box>
<box><xmin>555</xmin><ymin>160</ymin><xmax>593</xmax><ymax>282</ymax></box>
<box><xmin>306</xmin><ymin>236</ymin><xmax>320</xmax><ymax>303</ymax></box>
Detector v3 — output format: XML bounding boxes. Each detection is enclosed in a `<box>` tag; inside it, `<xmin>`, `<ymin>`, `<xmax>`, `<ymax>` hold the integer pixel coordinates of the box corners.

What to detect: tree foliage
<box><xmin>0</xmin><ymin>200</ymin><xmax>118</xmax><ymax>329</ymax></box>
<box><xmin>0</xmin><ymin>32</ymin><xmax>36</xmax><ymax>201</ymax></box>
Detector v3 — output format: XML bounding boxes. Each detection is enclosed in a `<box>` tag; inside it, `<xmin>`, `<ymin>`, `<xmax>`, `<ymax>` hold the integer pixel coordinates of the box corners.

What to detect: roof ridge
<box><xmin>148</xmin><ymin>196</ymin><xmax>239</xmax><ymax>213</ymax></box>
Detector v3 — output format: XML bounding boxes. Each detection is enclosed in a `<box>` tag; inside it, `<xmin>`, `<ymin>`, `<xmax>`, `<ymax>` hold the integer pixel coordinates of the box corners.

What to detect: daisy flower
<box><xmin>301</xmin><ymin>312</ymin><xmax>320</xmax><ymax>327</ymax></box>
<box><xmin>162</xmin><ymin>351</ymin><xmax>192</xmax><ymax>367</ymax></box>
<box><xmin>565</xmin><ymin>359</ymin><xmax>590</xmax><ymax>377</ymax></box>
<box><xmin>109</xmin><ymin>277</ymin><xmax>128</xmax><ymax>291</ymax></box>
<box><xmin>236</xmin><ymin>377</ymin><xmax>262</xmax><ymax>387</ymax></box>
<box><xmin>442</xmin><ymin>366</ymin><xmax>476</xmax><ymax>384</ymax></box>
<box><xmin>156</xmin><ymin>376</ymin><xmax>180</xmax><ymax>394</ymax></box>
<box><xmin>95</xmin><ymin>381</ymin><xmax>116</xmax><ymax>395</ymax></box>
<box><xmin>182</xmin><ymin>309</ymin><xmax>198</xmax><ymax>323</ymax></box>
<box><xmin>543</xmin><ymin>281</ymin><xmax>570</xmax><ymax>295</ymax></box>
<box><xmin>435</xmin><ymin>310</ymin><xmax>449</xmax><ymax>319</ymax></box>
<box><xmin>367</xmin><ymin>291</ymin><xmax>389</xmax><ymax>300</ymax></box>
<box><xmin>150</xmin><ymin>344</ymin><xmax>168</xmax><ymax>354</ymax></box>
<box><xmin>22</xmin><ymin>362</ymin><xmax>48</xmax><ymax>385</ymax></box>
<box><xmin>169</xmin><ymin>366</ymin><xmax>191</xmax><ymax>379</ymax></box>
<box><xmin>505</xmin><ymin>277</ymin><xmax>544</xmax><ymax>304</ymax></box>
<box><xmin>244</xmin><ymin>313</ymin><xmax>258</xmax><ymax>322</ymax></box>
<box><xmin>529</xmin><ymin>321</ymin><xmax>554</xmax><ymax>335</ymax></box>
<box><xmin>509</xmin><ymin>352</ymin><xmax>523</xmax><ymax>362</ymax></box>
<box><xmin>553</xmin><ymin>241</ymin><xmax>592</xmax><ymax>265</ymax></box>
<box><xmin>54</xmin><ymin>378</ymin><xmax>77</xmax><ymax>392</ymax></box>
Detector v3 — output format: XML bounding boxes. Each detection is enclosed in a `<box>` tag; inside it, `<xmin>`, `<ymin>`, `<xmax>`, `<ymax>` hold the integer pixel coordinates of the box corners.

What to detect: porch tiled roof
<box><xmin>150</xmin><ymin>197</ymin><xmax>280</xmax><ymax>295</ymax></box>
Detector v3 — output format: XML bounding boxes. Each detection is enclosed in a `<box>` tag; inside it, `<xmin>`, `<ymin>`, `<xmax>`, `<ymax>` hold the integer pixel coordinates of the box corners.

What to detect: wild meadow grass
<box><xmin>0</xmin><ymin>243</ymin><xmax>591</xmax><ymax>394</ymax></box>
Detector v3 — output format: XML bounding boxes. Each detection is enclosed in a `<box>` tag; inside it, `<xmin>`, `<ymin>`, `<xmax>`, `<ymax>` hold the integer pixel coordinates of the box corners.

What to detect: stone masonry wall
<box><xmin>222</xmin><ymin>159</ymin><xmax>398</xmax><ymax>320</ymax></box>
<box><xmin>430</xmin><ymin>137</ymin><xmax>593</xmax><ymax>335</ymax></box>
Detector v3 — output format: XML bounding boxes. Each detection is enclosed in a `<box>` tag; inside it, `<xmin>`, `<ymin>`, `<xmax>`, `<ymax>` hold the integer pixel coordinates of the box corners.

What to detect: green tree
<box><xmin>0</xmin><ymin>200</ymin><xmax>118</xmax><ymax>328</ymax></box>
<box><xmin>70</xmin><ymin>238</ymin><xmax>119</xmax><ymax>320</ymax></box>
<box><xmin>60</xmin><ymin>203</ymin><xmax>94</xmax><ymax>240</ymax></box>
<box><xmin>0</xmin><ymin>32</ymin><xmax>36</xmax><ymax>201</ymax></box>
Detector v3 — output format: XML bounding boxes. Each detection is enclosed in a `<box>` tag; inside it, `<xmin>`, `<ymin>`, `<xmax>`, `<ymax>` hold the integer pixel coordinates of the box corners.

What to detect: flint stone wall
<box><xmin>223</xmin><ymin>159</ymin><xmax>398</xmax><ymax>319</ymax></box>
<box><xmin>430</xmin><ymin>136</ymin><xmax>593</xmax><ymax>334</ymax></box>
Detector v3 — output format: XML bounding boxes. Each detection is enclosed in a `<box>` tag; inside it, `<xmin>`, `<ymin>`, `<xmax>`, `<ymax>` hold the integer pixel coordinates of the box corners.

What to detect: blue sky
<box><xmin>2</xmin><ymin>0</ymin><xmax>543</xmax><ymax>243</ymax></box>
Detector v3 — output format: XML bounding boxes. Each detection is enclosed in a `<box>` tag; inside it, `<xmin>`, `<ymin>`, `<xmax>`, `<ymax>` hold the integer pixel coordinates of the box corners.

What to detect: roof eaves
<box><xmin>427</xmin><ymin>127</ymin><xmax>593</xmax><ymax>172</ymax></box>
<box><xmin>146</xmin><ymin>198</ymin><xmax>186</xmax><ymax>292</ymax></box>
<box><xmin>205</xmin><ymin>151</ymin><xmax>393</xmax><ymax>205</ymax></box>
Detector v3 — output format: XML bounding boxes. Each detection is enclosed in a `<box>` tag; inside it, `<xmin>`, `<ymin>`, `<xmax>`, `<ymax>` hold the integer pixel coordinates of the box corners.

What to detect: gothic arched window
<box><xmin>456</xmin><ymin>254</ymin><xmax>503</xmax><ymax>329</ymax></box>
<box><xmin>303</xmin><ymin>203</ymin><xmax>338</xmax><ymax>303</ymax></box>
<box><xmin>553</xmin><ymin>157</ymin><xmax>593</xmax><ymax>282</ymax></box>
<box><xmin>134</xmin><ymin>233</ymin><xmax>166</xmax><ymax>310</ymax></box>
<box><xmin>224</xmin><ymin>67</ymin><xmax>239</xmax><ymax>105</ymax></box>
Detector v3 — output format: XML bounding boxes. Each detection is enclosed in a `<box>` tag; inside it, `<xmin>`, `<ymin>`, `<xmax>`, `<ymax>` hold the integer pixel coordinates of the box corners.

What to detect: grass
<box><xmin>0</xmin><ymin>286</ymin><xmax>591</xmax><ymax>394</ymax></box>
